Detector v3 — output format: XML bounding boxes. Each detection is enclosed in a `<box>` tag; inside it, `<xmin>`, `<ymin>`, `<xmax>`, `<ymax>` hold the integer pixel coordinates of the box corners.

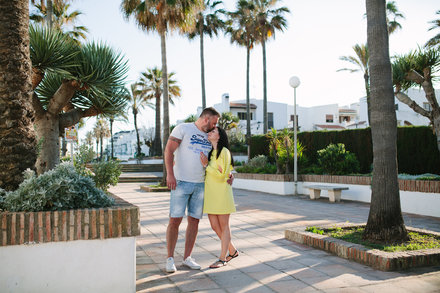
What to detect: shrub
<box><xmin>247</xmin><ymin>155</ymin><xmax>268</xmax><ymax>169</ymax></box>
<box><xmin>1</xmin><ymin>163</ymin><xmax>114</xmax><ymax>212</ymax></box>
<box><xmin>92</xmin><ymin>160</ymin><xmax>122</xmax><ymax>191</ymax></box>
<box><xmin>74</xmin><ymin>144</ymin><xmax>95</xmax><ymax>176</ymax></box>
<box><xmin>235</xmin><ymin>163</ymin><xmax>277</xmax><ymax>174</ymax></box>
<box><xmin>317</xmin><ymin>143</ymin><xmax>360</xmax><ymax>175</ymax></box>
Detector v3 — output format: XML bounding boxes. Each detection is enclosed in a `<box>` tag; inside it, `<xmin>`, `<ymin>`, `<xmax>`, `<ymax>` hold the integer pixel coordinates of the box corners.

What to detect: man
<box><xmin>164</xmin><ymin>107</ymin><xmax>222</xmax><ymax>273</ymax></box>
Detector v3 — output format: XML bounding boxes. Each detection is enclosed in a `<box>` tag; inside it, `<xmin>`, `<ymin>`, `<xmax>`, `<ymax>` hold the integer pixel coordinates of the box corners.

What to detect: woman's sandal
<box><xmin>209</xmin><ymin>259</ymin><xmax>227</xmax><ymax>269</ymax></box>
<box><xmin>226</xmin><ymin>250</ymin><xmax>239</xmax><ymax>262</ymax></box>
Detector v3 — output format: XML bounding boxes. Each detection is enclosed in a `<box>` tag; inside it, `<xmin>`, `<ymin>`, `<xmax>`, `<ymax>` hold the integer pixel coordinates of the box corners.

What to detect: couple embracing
<box><xmin>164</xmin><ymin>107</ymin><xmax>238</xmax><ymax>272</ymax></box>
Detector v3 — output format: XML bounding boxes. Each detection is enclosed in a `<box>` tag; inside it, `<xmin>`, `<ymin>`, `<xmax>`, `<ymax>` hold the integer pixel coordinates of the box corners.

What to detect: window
<box><xmin>268</xmin><ymin>112</ymin><xmax>274</xmax><ymax>129</ymax></box>
<box><xmin>423</xmin><ymin>102</ymin><xmax>432</xmax><ymax>111</ymax></box>
<box><xmin>395</xmin><ymin>104</ymin><xmax>399</xmax><ymax>111</ymax></box>
<box><xmin>237</xmin><ymin>112</ymin><xmax>253</xmax><ymax>120</ymax></box>
<box><xmin>326</xmin><ymin>114</ymin><xmax>333</xmax><ymax>123</ymax></box>
<box><xmin>290</xmin><ymin>115</ymin><xmax>299</xmax><ymax>130</ymax></box>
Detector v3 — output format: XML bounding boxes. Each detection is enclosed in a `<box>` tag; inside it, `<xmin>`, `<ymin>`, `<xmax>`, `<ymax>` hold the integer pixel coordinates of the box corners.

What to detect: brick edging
<box><xmin>0</xmin><ymin>193</ymin><xmax>140</xmax><ymax>247</ymax></box>
<box><xmin>285</xmin><ymin>224</ymin><xmax>440</xmax><ymax>271</ymax></box>
<box><xmin>234</xmin><ymin>173</ymin><xmax>440</xmax><ymax>193</ymax></box>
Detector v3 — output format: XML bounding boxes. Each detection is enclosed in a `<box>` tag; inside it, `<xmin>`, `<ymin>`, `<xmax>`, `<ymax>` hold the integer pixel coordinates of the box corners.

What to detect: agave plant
<box><xmin>30</xmin><ymin>25</ymin><xmax>129</xmax><ymax>174</ymax></box>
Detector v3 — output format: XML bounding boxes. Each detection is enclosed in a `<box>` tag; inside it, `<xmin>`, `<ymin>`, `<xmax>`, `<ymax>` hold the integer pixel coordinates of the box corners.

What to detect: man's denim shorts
<box><xmin>170</xmin><ymin>180</ymin><xmax>205</xmax><ymax>219</ymax></box>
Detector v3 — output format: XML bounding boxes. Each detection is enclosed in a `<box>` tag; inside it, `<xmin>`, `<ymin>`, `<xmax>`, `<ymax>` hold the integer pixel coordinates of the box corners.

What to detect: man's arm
<box><xmin>164</xmin><ymin>136</ymin><xmax>181</xmax><ymax>190</ymax></box>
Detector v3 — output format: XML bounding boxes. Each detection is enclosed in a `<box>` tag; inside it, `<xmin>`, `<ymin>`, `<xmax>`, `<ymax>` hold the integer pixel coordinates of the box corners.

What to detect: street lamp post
<box><xmin>289</xmin><ymin>76</ymin><xmax>300</xmax><ymax>195</ymax></box>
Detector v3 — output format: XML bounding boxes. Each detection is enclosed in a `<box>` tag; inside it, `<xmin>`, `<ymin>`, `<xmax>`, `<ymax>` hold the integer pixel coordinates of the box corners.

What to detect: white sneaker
<box><xmin>166</xmin><ymin>257</ymin><xmax>177</xmax><ymax>273</ymax></box>
<box><xmin>182</xmin><ymin>256</ymin><xmax>201</xmax><ymax>270</ymax></box>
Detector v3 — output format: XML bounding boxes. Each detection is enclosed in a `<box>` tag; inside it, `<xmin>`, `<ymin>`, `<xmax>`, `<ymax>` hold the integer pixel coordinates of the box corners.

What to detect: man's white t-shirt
<box><xmin>170</xmin><ymin>123</ymin><xmax>212</xmax><ymax>183</ymax></box>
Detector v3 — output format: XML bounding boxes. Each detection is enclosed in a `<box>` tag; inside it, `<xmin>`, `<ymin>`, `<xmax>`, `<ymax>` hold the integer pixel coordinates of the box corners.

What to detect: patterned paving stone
<box><xmin>109</xmin><ymin>183</ymin><xmax>440</xmax><ymax>293</ymax></box>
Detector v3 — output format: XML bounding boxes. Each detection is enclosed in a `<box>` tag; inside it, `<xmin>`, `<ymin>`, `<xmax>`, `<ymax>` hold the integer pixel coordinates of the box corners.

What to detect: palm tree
<box><xmin>385</xmin><ymin>1</ymin><xmax>405</xmax><ymax>35</ymax></box>
<box><xmin>228</xmin><ymin>0</ymin><xmax>258</xmax><ymax>154</ymax></box>
<box><xmin>121</xmin><ymin>0</ymin><xmax>204</xmax><ymax>184</ymax></box>
<box><xmin>128</xmin><ymin>84</ymin><xmax>151</xmax><ymax>159</ymax></box>
<box><xmin>108</xmin><ymin>111</ymin><xmax>129</xmax><ymax>159</ymax></box>
<box><xmin>187</xmin><ymin>0</ymin><xmax>226</xmax><ymax>109</ymax></box>
<box><xmin>364</xmin><ymin>0</ymin><xmax>407</xmax><ymax>243</ymax></box>
<box><xmin>254</xmin><ymin>0</ymin><xmax>289</xmax><ymax>134</ymax></box>
<box><xmin>392</xmin><ymin>48</ymin><xmax>440</xmax><ymax>153</ymax></box>
<box><xmin>93</xmin><ymin>118</ymin><xmax>111</xmax><ymax>160</ymax></box>
<box><xmin>84</xmin><ymin>131</ymin><xmax>94</xmax><ymax>149</ymax></box>
<box><xmin>217</xmin><ymin>112</ymin><xmax>239</xmax><ymax>130</ymax></box>
<box><xmin>30</xmin><ymin>1</ymin><xmax>88</xmax><ymax>44</ymax></box>
<box><xmin>31</xmin><ymin>25</ymin><xmax>129</xmax><ymax>173</ymax></box>
<box><xmin>0</xmin><ymin>1</ymin><xmax>37</xmax><ymax>191</ymax></box>
<box><xmin>30</xmin><ymin>0</ymin><xmax>73</xmax><ymax>28</ymax></box>
<box><xmin>138</xmin><ymin>67</ymin><xmax>181</xmax><ymax>156</ymax></box>
<box><xmin>338</xmin><ymin>44</ymin><xmax>370</xmax><ymax>123</ymax></box>
<box><xmin>425</xmin><ymin>10</ymin><xmax>440</xmax><ymax>48</ymax></box>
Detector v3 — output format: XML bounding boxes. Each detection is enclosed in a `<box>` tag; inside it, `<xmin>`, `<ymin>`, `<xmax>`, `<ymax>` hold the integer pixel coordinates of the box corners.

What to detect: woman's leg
<box><xmin>208</xmin><ymin>214</ymin><xmax>223</xmax><ymax>239</ymax></box>
<box><xmin>218</xmin><ymin>214</ymin><xmax>235</xmax><ymax>261</ymax></box>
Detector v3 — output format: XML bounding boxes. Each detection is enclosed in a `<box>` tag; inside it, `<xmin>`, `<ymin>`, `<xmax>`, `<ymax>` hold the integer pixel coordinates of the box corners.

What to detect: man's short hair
<box><xmin>200</xmin><ymin>107</ymin><xmax>220</xmax><ymax>118</ymax></box>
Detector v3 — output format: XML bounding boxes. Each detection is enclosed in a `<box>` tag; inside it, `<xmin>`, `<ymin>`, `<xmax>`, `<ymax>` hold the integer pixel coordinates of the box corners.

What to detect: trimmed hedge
<box><xmin>249</xmin><ymin>126</ymin><xmax>440</xmax><ymax>175</ymax></box>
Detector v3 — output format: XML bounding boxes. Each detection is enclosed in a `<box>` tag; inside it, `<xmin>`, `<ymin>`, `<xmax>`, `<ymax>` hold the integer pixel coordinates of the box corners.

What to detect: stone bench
<box><xmin>304</xmin><ymin>184</ymin><xmax>349</xmax><ymax>202</ymax></box>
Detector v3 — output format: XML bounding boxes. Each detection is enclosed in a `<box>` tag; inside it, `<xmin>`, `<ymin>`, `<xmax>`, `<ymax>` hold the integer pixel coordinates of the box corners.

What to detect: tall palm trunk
<box><xmin>46</xmin><ymin>0</ymin><xmax>53</xmax><ymax>27</ymax></box>
<box><xmin>364</xmin><ymin>0</ymin><xmax>407</xmax><ymax>243</ymax></box>
<box><xmin>0</xmin><ymin>0</ymin><xmax>37</xmax><ymax>190</ymax></box>
<box><xmin>100</xmin><ymin>134</ymin><xmax>104</xmax><ymax>160</ymax></box>
<box><xmin>153</xmin><ymin>93</ymin><xmax>162</xmax><ymax>156</ymax></box>
<box><xmin>133</xmin><ymin>108</ymin><xmax>141</xmax><ymax>158</ymax></box>
<box><xmin>246</xmin><ymin>45</ymin><xmax>251</xmax><ymax>157</ymax></box>
<box><xmin>364</xmin><ymin>72</ymin><xmax>371</xmax><ymax>124</ymax></box>
<box><xmin>110</xmin><ymin>118</ymin><xmax>114</xmax><ymax>158</ymax></box>
<box><xmin>262</xmin><ymin>39</ymin><xmax>268</xmax><ymax>134</ymax></box>
<box><xmin>61</xmin><ymin>136</ymin><xmax>67</xmax><ymax>157</ymax></box>
<box><xmin>200</xmin><ymin>26</ymin><xmax>206</xmax><ymax>109</ymax></box>
<box><xmin>160</xmin><ymin>31</ymin><xmax>170</xmax><ymax>185</ymax></box>
<box><xmin>35</xmin><ymin>114</ymin><xmax>60</xmax><ymax>174</ymax></box>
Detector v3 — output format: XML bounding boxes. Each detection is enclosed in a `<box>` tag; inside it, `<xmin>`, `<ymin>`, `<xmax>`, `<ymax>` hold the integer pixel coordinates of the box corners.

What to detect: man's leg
<box><xmin>167</xmin><ymin>217</ymin><xmax>183</xmax><ymax>258</ymax></box>
<box><xmin>184</xmin><ymin>216</ymin><xmax>199</xmax><ymax>259</ymax></box>
<box><xmin>184</xmin><ymin>182</ymin><xmax>204</xmax><ymax>260</ymax></box>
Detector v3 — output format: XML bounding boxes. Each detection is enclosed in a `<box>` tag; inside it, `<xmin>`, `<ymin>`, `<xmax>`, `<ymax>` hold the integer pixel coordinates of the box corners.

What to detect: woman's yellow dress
<box><xmin>203</xmin><ymin>148</ymin><xmax>236</xmax><ymax>214</ymax></box>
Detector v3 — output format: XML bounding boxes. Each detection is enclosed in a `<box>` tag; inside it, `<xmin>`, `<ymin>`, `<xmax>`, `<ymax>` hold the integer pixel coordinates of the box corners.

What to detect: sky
<box><xmin>42</xmin><ymin>0</ymin><xmax>440</xmax><ymax>139</ymax></box>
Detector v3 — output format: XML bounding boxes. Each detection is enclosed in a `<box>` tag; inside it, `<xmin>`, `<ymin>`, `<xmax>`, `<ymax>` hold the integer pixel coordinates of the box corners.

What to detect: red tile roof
<box><xmin>230</xmin><ymin>102</ymin><xmax>257</xmax><ymax>109</ymax></box>
<box><xmin>315</xmin><ymin>124</ymin><xmax>346</xmax><ymax>129</ymax></box>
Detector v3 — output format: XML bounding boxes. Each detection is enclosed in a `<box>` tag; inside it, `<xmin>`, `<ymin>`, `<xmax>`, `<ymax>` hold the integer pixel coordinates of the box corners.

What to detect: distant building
<box><xmin>204</xmin><ymin>88</ymin><xmax>437</xmax><ymax>134</ymax></box>
<box><xmin>110</xmin><ymin>130</ymin><xmax>150</xmax><ymax>160</ymax></box>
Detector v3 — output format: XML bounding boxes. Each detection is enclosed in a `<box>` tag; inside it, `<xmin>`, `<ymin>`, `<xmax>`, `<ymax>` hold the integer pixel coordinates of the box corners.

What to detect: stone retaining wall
<box><xmin>0</xmin><ymin>194</ymin><xmax>140</xmax><ymax>247</ymax></box>
<box><xmin>234</xmin><ymin>173</ymin><xmax>440</xmax><ymax>193</ymax></box>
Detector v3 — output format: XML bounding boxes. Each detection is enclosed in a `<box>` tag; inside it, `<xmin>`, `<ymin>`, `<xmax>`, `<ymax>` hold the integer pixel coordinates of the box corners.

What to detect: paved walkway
<box><xmin>109</xmin><ymin>183</ymin><xmax>440</xmax><ymax>293</ymax></box>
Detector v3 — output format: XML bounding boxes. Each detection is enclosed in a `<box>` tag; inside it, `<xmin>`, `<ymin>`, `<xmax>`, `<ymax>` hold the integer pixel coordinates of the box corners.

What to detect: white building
<box><xmin>209</xmin><ymin>88</ymin><xmax>436</xmax><ymax>134</ymax></box>
<box><xmin>111</xmin><ymin>130</ymin><xmax>150</xmax><ymax>160</ymax></box>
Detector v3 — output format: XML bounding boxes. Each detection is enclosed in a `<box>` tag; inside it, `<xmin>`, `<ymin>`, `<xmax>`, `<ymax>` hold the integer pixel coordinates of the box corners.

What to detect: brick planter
<box><xmin>140</xmin><ymin>185</ymin><xmax>170</xmax><ymax>192</ymax></box>
<box><xmin>285</xmin><ymin>224</ymin><xmax>440</xmax><ymax>271</ymax></box>
<box><xmin>0</xmin><ymin>194</ymin><xmax>140</xmax><ymax>293</ymax></box>
<box><xmin>0</xmin><ymin>194</ymin><xmax>140</xmax><ymax>247</ymax></box>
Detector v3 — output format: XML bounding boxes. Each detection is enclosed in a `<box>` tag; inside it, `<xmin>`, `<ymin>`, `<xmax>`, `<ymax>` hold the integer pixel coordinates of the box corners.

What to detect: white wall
<box><xmin>0</xmin><ymin>237</ymin><xmax>136</xmax><ymax>293</ymax></box>
<box><xmin>233</xmin><ymin>179</ymin><xmax>440</xmax><ymax>218</ymax></box>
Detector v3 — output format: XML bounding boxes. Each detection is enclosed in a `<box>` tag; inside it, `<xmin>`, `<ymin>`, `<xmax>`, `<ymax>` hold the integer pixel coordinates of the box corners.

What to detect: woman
<box><xmin>200</xmin><ymin>126</ymin><xmax>239</xmax><ymax>268</ymax></box>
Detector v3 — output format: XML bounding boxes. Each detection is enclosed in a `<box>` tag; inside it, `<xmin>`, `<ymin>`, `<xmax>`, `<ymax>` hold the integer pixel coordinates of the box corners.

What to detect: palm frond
<box><xmin>29</xmin><ymin>25</ymin><xmax>79</xmax><ymax>77</ymax></box>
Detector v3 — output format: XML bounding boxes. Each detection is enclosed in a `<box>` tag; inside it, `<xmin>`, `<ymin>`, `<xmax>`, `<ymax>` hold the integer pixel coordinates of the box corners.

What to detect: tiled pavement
<box><xmin>109</xmin><ymin>183</ymin><xmax>440</xmax><ymax>293</ymax></box>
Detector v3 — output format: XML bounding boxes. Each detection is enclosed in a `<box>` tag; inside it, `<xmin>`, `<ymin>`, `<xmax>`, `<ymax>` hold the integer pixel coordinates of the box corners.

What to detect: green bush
<box><xmin>251</xmin><ymin>126</ymin><xmax>440</xmax><ymax>175</ymax></box>
<box><xmin>247</xmin><ymin>155</ymin><xmax>268</xmax><ymax>169</ymax></box>
<box><xmin>74</xmin><ymin>144</ymin><xmax>95</xmax><ymax>176</ymax></box>
<box><xmin>0</xmin><ymin>163</ymin><xmax>114</xmax><ymax>212</ymax></box>
<box><xmin>235</xmin><ymin>163</ymin><xmax>277</xmax><ymax>174</ymax></box>
<box><xmin>317</xmin><ymin>143</ymin><xmax>360</xmax><ymax>175</ymax></box>
<box><xmin>92</xmin><ymin>160</ymin><xmax>122</xmax><ymax>191</ymax></box>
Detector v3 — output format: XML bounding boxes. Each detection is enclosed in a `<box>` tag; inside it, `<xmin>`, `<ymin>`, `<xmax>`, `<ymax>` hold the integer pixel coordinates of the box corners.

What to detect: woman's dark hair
<box><xmin>208</xmin><ymin>126</ymin><xmax>234</xmax><ymax>166</ymax></box>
